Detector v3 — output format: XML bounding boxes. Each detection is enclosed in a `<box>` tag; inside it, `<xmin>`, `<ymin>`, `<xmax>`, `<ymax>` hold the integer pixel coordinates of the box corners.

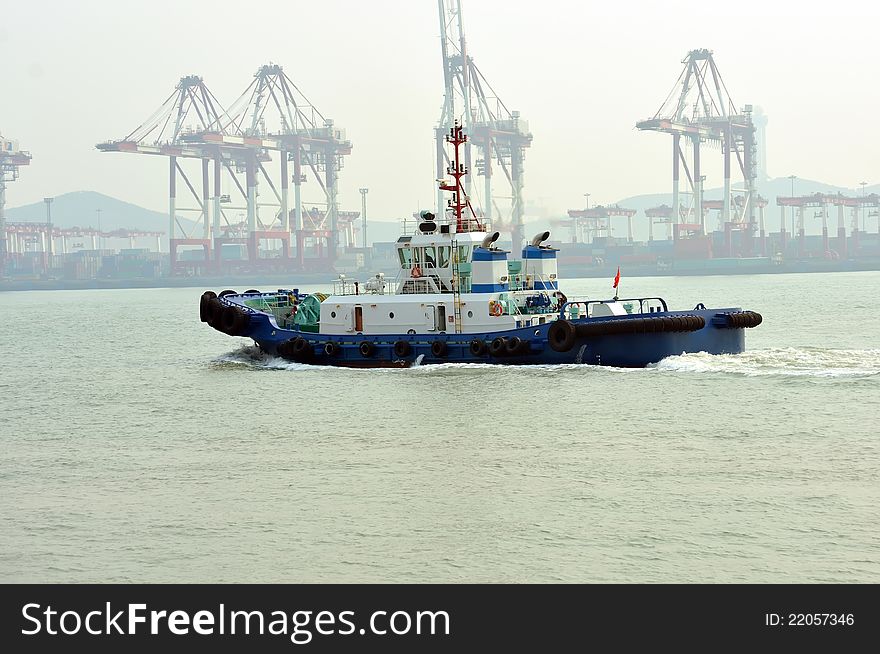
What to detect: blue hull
<box><xmin>227</xmin><ymin>307</ymin><xmax>747</xmax><ymax>368</ymax></box>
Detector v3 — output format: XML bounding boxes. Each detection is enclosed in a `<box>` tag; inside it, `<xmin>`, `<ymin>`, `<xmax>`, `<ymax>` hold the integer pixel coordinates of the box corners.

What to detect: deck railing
<box><xmin>559</xmin><ymin>297</ymin><xmax>668</xmax><ymax>320</ymax></box>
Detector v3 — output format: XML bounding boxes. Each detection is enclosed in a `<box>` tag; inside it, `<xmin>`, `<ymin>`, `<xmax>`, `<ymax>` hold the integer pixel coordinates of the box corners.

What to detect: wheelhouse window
<box><xmin>457</xmin><ymin>245</ymin><xmax>471</xmax><ymax>263</ymax></box>
<box><xmin>424</xmin><ymin>246</ymin><xmax>437</xmax><ymax>269</ymax></box>
<box><xmin>398</xmin><ymin>247</ymin><xmax>412</xmax><ymax>268</ymax></box>
<box><xmin>438</xmin><ymin>246</ymin><xmax>451</xmax><ymax>268</ymax></box>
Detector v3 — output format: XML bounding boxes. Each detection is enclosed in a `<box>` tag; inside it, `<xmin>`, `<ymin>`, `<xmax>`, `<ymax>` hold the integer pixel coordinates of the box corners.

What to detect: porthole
<box><xmin>534</xmin><ymin>329</ymin><xmax>541</xmax><ymax>336</ymax></box>
<box><xmin>389</xmin><ymin>312</ymin><xmax>395</xmax><ymax>319</ymax></box>
<box><xmin>331</xmin><ymin>311</ymin><xmax>336</xmax><ymax>318</ymax></box>
<box><xmin>467</xmin><ymin>310</ymin><xmax>473</xmax><ymax>318</ymax></box>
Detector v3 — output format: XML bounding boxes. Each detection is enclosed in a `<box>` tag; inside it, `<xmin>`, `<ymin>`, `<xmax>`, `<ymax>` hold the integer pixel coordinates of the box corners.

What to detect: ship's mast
<box><xmin>438</xmin><ymin>122</ymin><xmax>479</xmax><ymax>232</ymax></box>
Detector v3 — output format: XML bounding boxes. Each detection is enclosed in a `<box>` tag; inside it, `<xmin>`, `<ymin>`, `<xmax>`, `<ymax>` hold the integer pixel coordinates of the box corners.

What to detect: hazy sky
<box><xmin>2</xmin><ymin>0</ymin><xmax>878</xmax><ymax>222</ymax></box>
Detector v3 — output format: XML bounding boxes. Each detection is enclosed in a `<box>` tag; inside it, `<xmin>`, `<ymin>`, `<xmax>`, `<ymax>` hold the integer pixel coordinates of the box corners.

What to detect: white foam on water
<box><xmin>213</xmin><ymin>345</ymin><xmax>314</xmax><ymax>372</ymax></box>
<box><xmin>653</xmin><ymin>347</ymin><xmax>880</xmax><ymax>379</ymax></box>
<box><xmin>215</xmin><ymin>344</ymin><xmax>880</xmax><ymax>379</ymax></box>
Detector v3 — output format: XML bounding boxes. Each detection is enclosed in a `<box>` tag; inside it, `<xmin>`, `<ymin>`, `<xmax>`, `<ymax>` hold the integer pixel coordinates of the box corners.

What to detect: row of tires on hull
<box><xmin>719</xmin><ymin>311</ymin><xmax>763</xmax><ymax>329</ymax></box>
<box><xmin>276</xmin><ymin>335</ymin><xmax>533</xmax><ymax>362</ymax></box>
<box><xmin>199</xmin><ymin>291</ymin><xmax>251</xmax><ymax>336</ymax></box>
<box><xmin>548</xmin><ymin>314</ymin><xmax>707</xmax><ymax>352</ymax></box>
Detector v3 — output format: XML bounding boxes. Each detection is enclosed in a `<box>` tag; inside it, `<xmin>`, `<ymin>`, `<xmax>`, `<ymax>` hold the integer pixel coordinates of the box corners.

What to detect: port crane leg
<box><xmin>723</xmin><ymin>129</ymin><xmax>731</xmax><ymax>232</ymax></box>
<box><xmin>281</xmin><ymin>150</ymin><xmax>289</xmax><ymax>235</ymax></box>
<box><xmin>672</xmin><ymin>134</ymin><xmax>680</xmax><ymax>241</ymax></box>
<box><xmin>693</xmin><ymin>136</ymin><xmax>702</xmax><ymax>234</ymax></box>
<box><xmin>202</xmin><ymin>159</ymin><xmax>210</xmax><ymax>242</ymax></box>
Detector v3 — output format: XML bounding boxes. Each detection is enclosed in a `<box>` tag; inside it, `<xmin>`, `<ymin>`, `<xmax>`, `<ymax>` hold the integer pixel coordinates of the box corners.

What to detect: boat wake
<box><xmin>653</xmin><ymin>347</ymin><xmax>880</xmax><ymax>379</ymax></box>
<box><xmin>214</xmin><ymin>344</ymin><xmax>880</xmax><ymax>379</ymax></box>
<box><xmin>213</xmin><ymin>345</ymin><xmax>313</xmax><ymax>371</ymax></box>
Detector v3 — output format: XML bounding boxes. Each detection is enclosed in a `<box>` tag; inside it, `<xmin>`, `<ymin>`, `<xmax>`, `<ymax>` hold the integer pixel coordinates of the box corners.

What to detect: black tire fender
<box><xmin>359</xmin><ymin>341</ymin><xmax>375</xmax><ymax>357</ymax></box>
<box><xmin>276</xmin><ymin>339</ymin><xmax>295</xmax><ymax>359</ymax></box>
<box><xmin>548</xmin><ymin>320</ymin><xmax>576</xmax><ymax>352</ymax></box>
<box><xmin>430</xmin><ymin>340</ymin><xmax>448</xmax><ymax>358</ymax></box>
<box><xmin>206</xmin><ymin>298</ymin><xmax>223</xmax><ymax>326</ymax></box>
<box><xmin>292</xmin><ymin>337</ymin><xmax>312</xmax><ymax>360</ymax></box>
<box><xmin>199</xmin><ymin>291</ymin><xmax>217</xmax><ymax>322</ymax></box>
<box><xmin>393</xmin><ymin>340</ymin><xmax>411</xmax><ymax>358</ymax></box>
<box><xmin>219</xmin><ymin>305</ymin><xmax>239</xmax><ymax>334</ymax></box>
<box><xmin>232</xmin><ymin>310</ymin><xmax>249</xmax><ymax>336</ymax></box>
<box><xmin>644</xmin><ymin>317</ymin><xmax>661</xmax><ymax>333</ymax></box>
<box><xmin>489</xmin><ymin>337</ymin><xmax>507</xmax><ymax>357</ymax></box>
<box><xmin>505</xmin><ymin>336</ymin><xmax>523</xmax><ymax>356</ymax></box>
<box><xmin>607</xmin><ymin>320</ymin><xmax>625</xmax><ymax>335</ymax></box>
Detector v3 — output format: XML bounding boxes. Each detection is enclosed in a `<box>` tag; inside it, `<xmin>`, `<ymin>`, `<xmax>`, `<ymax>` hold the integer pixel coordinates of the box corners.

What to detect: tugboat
<box><xmin>199</xmin><ymin>124</ymin><xmax>761</xmax><ymax>367</ymax></box>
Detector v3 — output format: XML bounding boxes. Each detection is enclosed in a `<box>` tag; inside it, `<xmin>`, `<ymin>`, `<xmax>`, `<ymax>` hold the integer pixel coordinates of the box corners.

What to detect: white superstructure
<box><xmin>314</xmin><ymin>122</ymin><xmax>564</xmax><ymax>337</ymax></box>
<box><xmin>318</xmin><ymin>218</ymin><xmax>562</xmax><ymax>336</ymax></box>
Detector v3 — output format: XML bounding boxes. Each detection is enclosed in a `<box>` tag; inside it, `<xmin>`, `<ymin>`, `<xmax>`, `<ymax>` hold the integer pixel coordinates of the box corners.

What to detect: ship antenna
<box><xmin>438</xmin><ymin>121</ymin><xmax>479</xmax><ymax>232</ymax></box>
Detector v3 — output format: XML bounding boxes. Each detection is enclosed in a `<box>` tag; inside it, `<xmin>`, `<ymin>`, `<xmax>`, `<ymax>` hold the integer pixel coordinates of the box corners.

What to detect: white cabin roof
<box><xmin>325</xmin><ymin>292</ymin><xmax>507</xmax><ymax>305</ymax></box>
<box><xmin>404</xmin><ymin>230</ymin><xmax>488</xmax><ymax>246</ymax></box>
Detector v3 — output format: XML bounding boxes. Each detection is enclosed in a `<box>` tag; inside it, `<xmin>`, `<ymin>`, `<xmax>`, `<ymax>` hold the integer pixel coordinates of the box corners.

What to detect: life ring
<box><xmin>411</xmin><ymin>265</ymin><xmax>423</xmax><ymax>278</ymax></box>
<box><xmin>490</xmin><ymin>302</ymin><xmax>503</xmax><ymax>317</ymax></box>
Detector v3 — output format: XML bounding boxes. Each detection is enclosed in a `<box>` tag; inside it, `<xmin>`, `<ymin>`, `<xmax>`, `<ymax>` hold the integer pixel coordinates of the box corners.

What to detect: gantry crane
<box><xmin>637</xmin><ymin>49</ymin><xmax>758</xmax><ymax>254</ymax></box>
<box><xmin>183</xmin><ymin>64</ymin><xmax>352</xmax><ymax>271</ymax></box>
<box><xmin>645</xmin><ymin>205</ymin><xmax>676</xmax><ymax>242</ymax></box>
<box><xmin>777</xmin><ymin>192</ymin><xmax>876</xmax><ymax>259</ymax></box>
<box><xmin>567</xmin><ymin>205</ymin><xmax>637</xmax><ymax>243</ymax></box>
<box><xmin>0</xmin><ymin>133</ymin><xmax>32</xmax><ymax>273</ymax></box>
<box><xmin>97</xmin><ymin>75</ymin><xmax>234</xmax><ymax>271</ymax></box>
<box><xmin>436</xmin><ymin>0</ymin><xmax>532</xmax><ymax>251</ymax></box>
<box><xmin>776</xmin><ymin>193</ymin><xmax>837</xmax><ymax>258</ymax></box>
<box><xmin>98</xmin><ymin>67</ymin><xmax>351</xmax><ymax>273</ymax></box>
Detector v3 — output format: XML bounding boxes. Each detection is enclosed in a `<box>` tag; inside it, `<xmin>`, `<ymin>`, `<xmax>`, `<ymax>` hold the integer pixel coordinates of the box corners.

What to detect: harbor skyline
<box><xmin>2</xmin><ymin>0</ymin><xmax>878</xmax><ymax>220</ymax></box>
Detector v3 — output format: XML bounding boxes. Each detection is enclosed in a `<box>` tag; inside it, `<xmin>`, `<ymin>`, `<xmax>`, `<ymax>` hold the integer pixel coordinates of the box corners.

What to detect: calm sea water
<box><xmin>1</xmin><ymin>272</ymin><xmax>878</xmax><ymax>583</ymax></box>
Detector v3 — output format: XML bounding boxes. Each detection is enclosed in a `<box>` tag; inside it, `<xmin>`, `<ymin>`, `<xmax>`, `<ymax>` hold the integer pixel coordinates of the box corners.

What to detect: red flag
<box><xmin>612</xmin><ymin>266</ymin><xmax>620</xmax><ymax>289</ymax></box>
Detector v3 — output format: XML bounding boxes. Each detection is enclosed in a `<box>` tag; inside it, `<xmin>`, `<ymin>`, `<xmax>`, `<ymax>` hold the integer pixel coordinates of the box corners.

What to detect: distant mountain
<box><xmin>7</xmin><ymin>191</ymin><xmax>406</xmax><ymax>247</ymax></box>
<box><xmin>6</xmin><ymin>191</ymin><xmax>196</xmax><ymax>234</ymax></box>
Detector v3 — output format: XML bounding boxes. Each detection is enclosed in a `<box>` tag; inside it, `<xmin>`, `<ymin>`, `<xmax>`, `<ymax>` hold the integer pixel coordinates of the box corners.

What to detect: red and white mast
<box><xmin>438</xmin><ymin>122</ymin><xmax>480</xmax><ymax>232</ymax></box>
